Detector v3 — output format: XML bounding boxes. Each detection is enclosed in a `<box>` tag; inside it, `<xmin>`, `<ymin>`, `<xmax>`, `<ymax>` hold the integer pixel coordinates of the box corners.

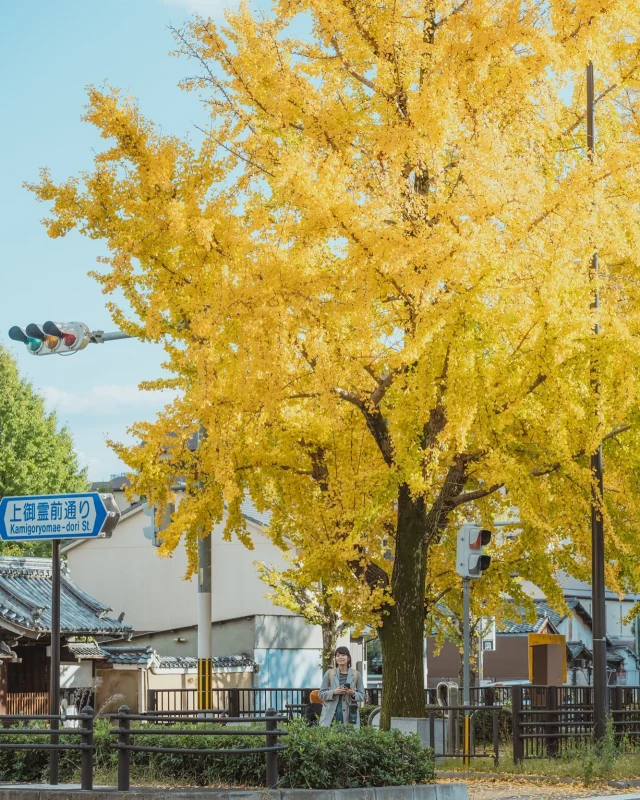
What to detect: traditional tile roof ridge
<box><xmin>564</xmin><ymin>596</ymin><xmax>593</xmax><ymax>624</ymax></box>
<box><xmin>531</xmin><ymin>599</ymin><xmax>565</xmax><ymax>629</ymax></box>
<box><xmin>101</xmin><ymin>645</ymin><xmax>155</xmax><ymax>666</ymax></box>
<box><xmin>567</xmin><ymin>640</ymin><xmax>592</xmax><ymax>659</ymax></box>
<box><xmin>99</xmin><ymin>645</ymin><xmax>257</xmax><ymax>671</ymax></box>
<box><xmin>498</xmin><ymin>601</ymin><xmax>561</xmax><ymax>635</ymax></box>
<box><xmin>0</xmin><ymin>556</ymin><xmax>131</xmax><ymax>637</ymax></box>
<box><xmin>66</xmin><ymin>641</ymin><xmax>109</xmax><ymax>659</ymax></box>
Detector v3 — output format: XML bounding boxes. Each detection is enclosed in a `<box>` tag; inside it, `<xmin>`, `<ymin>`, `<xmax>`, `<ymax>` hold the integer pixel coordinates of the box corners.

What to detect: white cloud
<box><xmin>42</xmin><ymin>384</ymin><xmax>177</xmax><ymax>416</ymax></box>
<box><xmin>162</xmin><ymin>0</ymin><xmax>237</xmax><ymax>16</ymax></box>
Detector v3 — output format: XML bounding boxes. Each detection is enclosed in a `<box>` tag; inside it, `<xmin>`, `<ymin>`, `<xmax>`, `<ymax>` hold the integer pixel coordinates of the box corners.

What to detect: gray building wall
<box><xmin>127</xmin><ymin>617</ymin><xmax>256</xmax><ymax>658</ymax></box>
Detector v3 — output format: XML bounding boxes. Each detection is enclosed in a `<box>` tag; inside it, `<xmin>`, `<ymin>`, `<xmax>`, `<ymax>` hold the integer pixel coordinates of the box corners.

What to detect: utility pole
<box><xmin>587</xmin><ymin>61</ymin><xmax>607</xmax><ymax>742</ymax></box>
<box><xmin>198</xmin><ymin>533</ymin><xmax>212</xmax><ymax>711</ymax></box>
<box><xmin>192</xmin><ymin>428</ymin><xmax>212</xmax><ymax>712</ymax></box>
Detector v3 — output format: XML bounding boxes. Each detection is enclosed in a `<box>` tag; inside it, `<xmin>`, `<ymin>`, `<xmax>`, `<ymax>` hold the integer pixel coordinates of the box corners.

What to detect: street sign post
<box><xmin>0</xmin><ymin>492</ymin><xmax>120</xmax><ymax>542</ymax></box>
<box><xmin>0</xmin><ymin>492</ymin><xmax>120</xmax><ymax>784</ymax></box>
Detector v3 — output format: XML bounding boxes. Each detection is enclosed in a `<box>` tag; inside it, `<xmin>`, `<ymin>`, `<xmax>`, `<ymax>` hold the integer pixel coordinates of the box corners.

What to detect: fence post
<box><xmin>546</xmin><ymin>686</ymin><xmax>558</xmax><ymax>758</ymax></box>
<box><xmin>117</xmin><ymin>705</ymin><xmax>131</xmax><ymax>792</ymax></box>
<box><xmin>429</xmin><ymin>711</ymin><xmax>435</xmax><ymax>754</ymax></box>
<box><xmin>265</xmin><ymin>707</ymin><xmax>279</xmax><ymax>789</ymax></box>
<box><xmin>146</xmin><ymin>689</ymin><xmax>156</xmax><ymax>714</ymax></box>
<box><xmin>512</xmin><ymin>687</ymin><xmax>524</xmax><ymax>763</ymax></box>
<box><xmin>228</xmin><ymin>688</ymin><xmax>240</xmax><ymax>718</ymax></box>
<box><xmin>81</xmin><ymin>705</ymin><xmax>94</xmax><ymax>791</ymax></box>
<box><xmin>492</xmin><ymin>707</ymin><xmax>499</xmax><ymax>765</ymax></box>
<box><xmin>612</xmin><ymin>685</ymin><xmax>623</xmax><ymax>747</ymax></box>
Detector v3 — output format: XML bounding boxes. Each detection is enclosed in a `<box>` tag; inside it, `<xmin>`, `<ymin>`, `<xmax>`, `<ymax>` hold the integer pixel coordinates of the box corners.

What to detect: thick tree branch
<box><xmin>335</xmin><ymin>388</ymin><xmax>394</xmax><ymax>466</ymax></box>
<box><xmin>450</xmin><ymin>483</ymin><xmax>503</xmax><ymax>508</ymax></box>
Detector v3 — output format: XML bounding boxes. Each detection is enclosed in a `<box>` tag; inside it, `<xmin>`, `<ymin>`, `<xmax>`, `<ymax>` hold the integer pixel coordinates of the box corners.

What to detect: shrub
<box><xmin>280</xmin><ymin>721</ymin><xmax>435</xmax><ymax>789</ymax></box>
<box><xmin>0</xmin><ymin>719</ymin><xmax>434</xmax><ymax>789</ymax></box>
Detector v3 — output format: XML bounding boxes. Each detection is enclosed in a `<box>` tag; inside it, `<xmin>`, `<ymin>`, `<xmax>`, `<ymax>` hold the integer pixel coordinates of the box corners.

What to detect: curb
<box><xmin>0</xmin><ymin>785</ymin><xmax>469</xmax><ymax>800</ymax></box>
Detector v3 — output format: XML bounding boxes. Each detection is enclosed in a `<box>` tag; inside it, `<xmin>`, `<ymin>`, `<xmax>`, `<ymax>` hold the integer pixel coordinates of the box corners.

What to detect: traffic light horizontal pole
<box><xmin>91</xmin><ymin>331</ymin><xmax>135</xmax><ymax>344</ymax></box>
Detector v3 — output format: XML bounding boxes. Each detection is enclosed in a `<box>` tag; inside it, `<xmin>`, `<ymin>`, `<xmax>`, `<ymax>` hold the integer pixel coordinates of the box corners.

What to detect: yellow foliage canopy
<box><xmin>29</xmin><ymin>0</ymin><xmax>640</xmax><ymax>713</ymax></box>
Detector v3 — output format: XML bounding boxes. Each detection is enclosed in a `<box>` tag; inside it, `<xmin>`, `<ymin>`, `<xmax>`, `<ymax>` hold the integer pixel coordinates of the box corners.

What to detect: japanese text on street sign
<box><xmin>0</xmin><ymin>492</ymin><xmax>120</xmax><ymax>541</ymax></box>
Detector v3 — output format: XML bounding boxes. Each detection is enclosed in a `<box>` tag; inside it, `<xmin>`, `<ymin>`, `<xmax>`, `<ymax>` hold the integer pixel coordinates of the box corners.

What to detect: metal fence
<box><xmin>0</xmin><ymin>707</ymin><xmax>94</xmax><ymax>789</ymax></box>
<box><xmin>425</xmin><ymin>704</ymin><xmax>502</xmax><ymax>763</ymax></box>
<box><xmin>111</xmin><ymin>705</ymin><xmax>287</xmax><ymax>791</ymax></box>
<box><xmin>363</xmin><ymin>685</ymin><xmax>511</xmax><ymax>709</ymax></box>
<box><xmin>148</xmin><ymin>687</ymin><xmax>309</xmax><ymax>717</ymax></box>
<box><xmin>510</xmin><ymin>685</ymin><xmax>640</xmax><ymax>760</ymax></box>
<box><xmin>0</xmin><ymin>705</ymin><xmax>287</xmax><ymax>790</ymax></box>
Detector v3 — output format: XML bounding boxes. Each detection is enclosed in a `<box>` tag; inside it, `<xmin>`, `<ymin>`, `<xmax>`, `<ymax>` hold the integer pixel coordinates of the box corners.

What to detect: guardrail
<box><xmin>0</xmin><ymin>706</ymin><xmax>94</xmax><ymax>789</ymax></box>
<box><xmin>110</xmin><ymin>705</ymin><xmax>288</xmax><ymax>790</ymax></box>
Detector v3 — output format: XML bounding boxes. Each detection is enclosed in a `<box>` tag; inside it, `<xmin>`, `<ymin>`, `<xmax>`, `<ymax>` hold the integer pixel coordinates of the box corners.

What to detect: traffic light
<box><xmin>8</xmin><ymin>321</ymin><xmax>92</xmax><ymax>356</ymax></box>
<box><xmin>456</xmin><ymin>522</ymin><xmax>492</xmax><ymax>579</ymax></box>
<box><xmin>142</xmin><ymin>501</ymin><xmax>174</xmax><ymax>547</ymax></box>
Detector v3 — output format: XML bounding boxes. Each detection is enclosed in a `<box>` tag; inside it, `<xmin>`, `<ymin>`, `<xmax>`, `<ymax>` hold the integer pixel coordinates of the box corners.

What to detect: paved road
<box><xmin>464</xmin><ymin>779</ymin><xmax>640</xmax><ymax>800</ymax></box>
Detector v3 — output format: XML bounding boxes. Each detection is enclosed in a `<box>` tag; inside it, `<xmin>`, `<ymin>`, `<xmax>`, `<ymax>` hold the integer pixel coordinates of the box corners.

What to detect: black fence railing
<box><xmin>510</xmin><ymin>685</ymin><xmax>640</xmax><ymax>760</ymax></box>
<box><xmin>0</xmin><ymin>707</ymin><xmax>95</xmax><ymax>789</ymax></box>
<box><xmin>363</xmin><ymin>686</ymin><xmax>511</xmax><ymax>709</ymax></box>
<box><xmin>426</xmin><ymin>704</ymin><xmax>502</xmax><ymax>763</ymax></box>
<box><xmin>111</xmin><ymin>705</ymin><xmax>288</xmax><ymax>790</ymax></box>
<box><xmin>148</xmin><ymin>687</ymin><xmax>310</xmax><ymax>717</ymax></box>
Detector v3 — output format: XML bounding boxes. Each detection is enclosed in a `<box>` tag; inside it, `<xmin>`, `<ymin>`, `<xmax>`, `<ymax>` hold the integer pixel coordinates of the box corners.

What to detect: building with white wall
<box><xmin>62</xmin><ymin>479</ymin><xmax>341</xmax><ymax>688</ymax></box>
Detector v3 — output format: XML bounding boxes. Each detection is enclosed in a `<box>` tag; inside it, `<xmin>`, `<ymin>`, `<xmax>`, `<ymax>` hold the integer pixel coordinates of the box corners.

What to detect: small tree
<box><xmin>0</xmin><ymin>345</ymin><xmax>88</xmax><ymax>556</ymax></box>
<box><xmin>258</xmin><ymin>564</ymin><xmax>348</xmax><ymax>674</ymax></box>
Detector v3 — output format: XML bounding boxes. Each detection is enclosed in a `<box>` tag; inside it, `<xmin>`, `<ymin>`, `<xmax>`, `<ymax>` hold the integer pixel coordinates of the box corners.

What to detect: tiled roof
<box><xmin>565</xmin><ymin>597</ymin><xmax>592</xmax><ymax>624</ymax></box>
<box><xmin>99</xmin><ymin>646</ymin><xmax>257</xmax><ymax>672</ymax></box>
<box><xmin>66</xmin><ymin>641</ymin><xmax>108</xmax><ymax>660</ymax></box>
<box><xmin>155</xmin><ymin>655</ymin><xmax>197</xmax><ymax>670</ymax></box>
<box><xmin>90</xmin><ymin>476</ymin><xmax>130</xmax><ymax>492</ymax></box>
<box><xmin>0</xmin><ymin>557</ymin><xmax>131</xmax><ymax>637</ymax></box>
<box><xmin>498</xmin><ymin>600</ymin><xmax>562</xmax><ymax>634</ymax></box>
<box><xmin>567</xmin><ymin>641</ymin><xmax>591</xmax><ymax>660</ymax></box>
<box><xmin>101</xmin><ymin>645</ymin><xmax>155</xmax><ymax>666</ymax></box>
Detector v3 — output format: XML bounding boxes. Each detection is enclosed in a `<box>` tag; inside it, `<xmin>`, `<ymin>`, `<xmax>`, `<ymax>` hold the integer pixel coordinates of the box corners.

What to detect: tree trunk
<box><xmin>321</xmin><ymin>620</ymin><xmax>336</xmax><ymax>674</ymax></box>
<box><xmin>378</xmin><ymin>483</ymin><xmax>428</xmax><ymax>729</ymax></box>
<box><xmin>321</xmin><ymin>595</ymin><xmax>342</xmax><ymax>674</ymax></box>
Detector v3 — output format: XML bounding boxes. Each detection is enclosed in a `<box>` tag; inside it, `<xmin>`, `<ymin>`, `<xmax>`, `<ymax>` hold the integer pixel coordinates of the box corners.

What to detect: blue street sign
<box><xmin>0</xmin><ymin>492</ymin><xmax>120</xmax><ymax>542</ymax></box>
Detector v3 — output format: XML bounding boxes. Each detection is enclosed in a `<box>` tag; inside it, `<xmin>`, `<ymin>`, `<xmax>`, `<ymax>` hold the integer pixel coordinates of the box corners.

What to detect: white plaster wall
<box><xmin>556</xmin><ymin>612</ymin><xmax>593</xmax><ymax>648</ymax></box>
<box><xmin>64</xmin><ymin>500</ymin><xmax>292</xmax><ymax>633</ymax></box>
<box><xmin>60</xmin><ymin>662</ymin><xmax>92</xmax><ymax>688</ymax></box>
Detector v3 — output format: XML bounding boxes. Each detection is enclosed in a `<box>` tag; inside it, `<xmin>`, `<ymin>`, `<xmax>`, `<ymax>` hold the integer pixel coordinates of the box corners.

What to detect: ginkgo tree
<box><xmin>30</xmin><ymin>0</ymin><xmax>640</xmax><ymax>726</ymax></box>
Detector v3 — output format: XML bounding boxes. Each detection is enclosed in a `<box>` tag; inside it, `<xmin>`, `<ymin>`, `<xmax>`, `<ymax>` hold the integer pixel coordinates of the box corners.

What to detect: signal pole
<box><xmin>462</xmin><ymin>576</ymin><xmax>470</xmax><ymax>766</ymax></box>
<box><xmin>456</xmin><ymin>523</ymin><xmax>492</xmax><ymax>765</ymax></box>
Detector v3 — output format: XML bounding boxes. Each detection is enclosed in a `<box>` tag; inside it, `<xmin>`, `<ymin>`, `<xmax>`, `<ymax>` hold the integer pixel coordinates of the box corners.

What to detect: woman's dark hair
<box><xmin>334</xmin><ymin>646</ymin><xmax>352</xmax><ymax>667</ymax></box>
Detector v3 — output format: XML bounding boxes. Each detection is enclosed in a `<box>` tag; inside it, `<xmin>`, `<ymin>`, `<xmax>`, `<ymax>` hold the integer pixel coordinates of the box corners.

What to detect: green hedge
<box><xmin>0</xmin><ymin>720</ymin><xmax>434</xmax><ymax>789</ymax></box>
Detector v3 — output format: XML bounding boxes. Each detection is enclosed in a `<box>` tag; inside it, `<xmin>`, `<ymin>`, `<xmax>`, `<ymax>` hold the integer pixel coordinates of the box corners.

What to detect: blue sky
<box><xmin>0</xmin><ymin>0</ymin><xmax>269</xmax><ymax>480</ymax></box>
